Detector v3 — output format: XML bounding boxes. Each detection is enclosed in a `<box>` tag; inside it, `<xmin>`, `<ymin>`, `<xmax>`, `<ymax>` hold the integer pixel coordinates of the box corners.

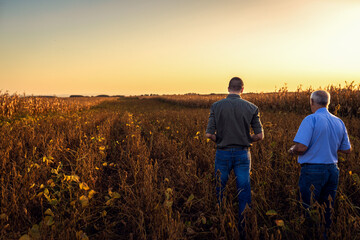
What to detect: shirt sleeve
<box><xmin>206</xmin><ymin>104</ymin><xmax>216</xmax><ymax>134</ymax></box>
<box><xmin>294</xmin><ymin>116</ymin><xmax>313</xmax><ymax>147</ymax></box>
<box><xmin>250</xmin><ymin>108</ymin><xmax>263</xmax><ymax>134</ymax></box>
<box><xmin>339</xmin><ymin>122</ymin><xmax>351</xmax><ymax>150</ymax></box>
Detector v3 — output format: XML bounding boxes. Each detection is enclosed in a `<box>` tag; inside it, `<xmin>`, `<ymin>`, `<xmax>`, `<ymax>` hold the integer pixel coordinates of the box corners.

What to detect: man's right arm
<box><xmin>250</xmin><ymin>108</ymin><xmax>264</xmax><ymax>143</ymax></box>
<box><xmin>206</xmin><ymin>105</ymin><xmax>217</xmax><ymax>142</ymax></box>
<box><xmin>289</xmin><ymin>142</ymin><xmax>308</xmax><ymax>155</ymax></box>
<box><xmin>338</xmin><ymin>148</ymin><xmax>351</xmax><ymax>154</ymax></box>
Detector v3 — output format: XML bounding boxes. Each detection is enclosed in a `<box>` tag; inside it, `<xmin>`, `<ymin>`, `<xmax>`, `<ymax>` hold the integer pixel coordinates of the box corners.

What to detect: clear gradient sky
<box><xmin>0</xmin><ymin>0</ymin><xmax>359</xmax><ymax>96</ymax></box>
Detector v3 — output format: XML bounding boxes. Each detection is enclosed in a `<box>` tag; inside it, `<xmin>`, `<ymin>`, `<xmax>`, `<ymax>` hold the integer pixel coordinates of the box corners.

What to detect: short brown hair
<box><xmin>228</xmin><ymin>77</ymin><xmax>244</xmax><ymax>91</ymax></box>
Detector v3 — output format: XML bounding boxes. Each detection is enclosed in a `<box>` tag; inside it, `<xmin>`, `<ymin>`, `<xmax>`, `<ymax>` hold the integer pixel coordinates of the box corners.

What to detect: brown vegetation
<box><xmin>150</xmin><ymin>81</ymin><xmax>360</xmax><ymax>118</ymax></box>
<box><xmin>0</xmin><ymin>85</ymin><xmax>359</xmax><ymax>239</ymax></box>
<box><xmin>0</xmin><ymin>92</ymin><xmax>116</xmax><ymax>118</ymax></box>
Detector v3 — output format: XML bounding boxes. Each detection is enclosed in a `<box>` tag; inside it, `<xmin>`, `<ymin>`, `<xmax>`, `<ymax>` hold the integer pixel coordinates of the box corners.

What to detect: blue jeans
<box><xmin>299</xmin><ymin>163</ymin><xmax>339</xmax><ymax>230</ymax></box>
<box><xmin>215</xmin><ymin>148</ymin><xmax>251</xmax><ymax>223</ymax></box>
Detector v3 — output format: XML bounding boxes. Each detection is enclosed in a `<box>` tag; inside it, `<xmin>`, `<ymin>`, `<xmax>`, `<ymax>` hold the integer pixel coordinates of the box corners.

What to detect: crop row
<box><xmin>0</xmin><ymin>91</ymin><xmax>117</xmax><ymax>119</ymax></box>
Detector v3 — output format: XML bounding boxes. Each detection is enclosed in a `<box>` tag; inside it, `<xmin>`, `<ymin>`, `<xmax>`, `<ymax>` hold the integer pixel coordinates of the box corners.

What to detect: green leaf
<box><xmin>19</xmin><ymin>234</ymin><xmax>31</xmax><ymax>240</ymax></box>
<box><xmin>186</xmin><ymin>194</ymin><xmax>195</xmax><ymax>204</ymax></box>
<box><xmin>44</xmin><ymin>188</ymin><xmax>49</xmax><ymax>196</ymax></box>
<box><xmin>44</xmin><ymin>216</ymin><xmax>54</xmax><ymax>226</ymax></box>
<box><xmin>201</xmin><ymin>216</ymin><xmax>206</xmax><ymax>225</ymax></box>
<box><xmin>0</xmin><ymin>213</ymin><xmax>8</xmax><ymax>220</ymax></box>
<box><xmin>29</xmin><ymin>224</ymin><xmax>41</xmax><ymax>239</ymax></box>
<box><xmin>49</xmin><ymin>198</ymin><xmax>58</xmax><ymax>206</ymax></box>
<box><xmin>266</xmin><ymin>209</ymin><xmax>278</xmax><ymax>216</ymax></box>
<box><xmin>352</xmin><ymin>173</ymin><xmax>360</xmax><ymax>185</ymax></box>
<box><xmin>44</xmin><ymin>208</ymin><xmax>54</xmax><ymax>216</ymax></box>
<box><xmin>109</xmin><ymin>191</ymin><xmax>120</xmax><ymax>199</ymax></box>
<box><xmin>165</xmin><ymin>200</ymin><xmax>173</xmax><ymax>208</ymax></box>
<box><xmin>165</xmin><ymin>188</ymin><xmax>172</xmax><ymax>200</ymax></box>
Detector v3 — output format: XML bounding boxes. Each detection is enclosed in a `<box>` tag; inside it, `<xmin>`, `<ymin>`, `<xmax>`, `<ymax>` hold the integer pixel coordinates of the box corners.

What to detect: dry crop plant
<box><xmin>248</xmin><ymin>82</ymin><xmax>360</xmax><ymax>117</ymax></box>
<box><xmin>0</xmin><ymin>103</ymin><xmax>119</xmax><ymax>239</ymax></box>
<box><xmin>153</xmin><ymin>82</ymin><xmax>360</xmax><ymax>118</ymax></box>
<box><xmin>0</xmin><ymin>91</ymin><xmax>115</xmax><ymax>119</ymax></box>
<box><xmin>143</xmin><ymin>94</ymin><xmax>227</xmax><ymax>108</ymax></box>
<box><xmin>146</xmin><ymin>82</ymin><xmax>360</xmax><ymax>239</ymax></box>
<box><xmin>0</xmin><ymin>88</ymin><xmax>359</xmax><ymax>240</ymax></box>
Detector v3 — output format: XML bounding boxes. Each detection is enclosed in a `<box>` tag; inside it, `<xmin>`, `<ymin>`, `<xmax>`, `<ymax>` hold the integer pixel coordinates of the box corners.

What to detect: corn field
<box><xmin>0</xmin><ymin>84</ymin><xmax>359</xmax><ymax>239</ymax></box>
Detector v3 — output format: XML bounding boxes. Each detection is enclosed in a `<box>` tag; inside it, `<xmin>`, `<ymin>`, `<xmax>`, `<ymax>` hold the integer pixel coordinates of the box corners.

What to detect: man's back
<box><xmin>290</xmin><ymin>90</ymin><xmax>352</xmax><ymax>237</ymax></box>
<box><xmin>294</xmin><ymin>108</ymin><xmax>351</xmax><ymax>164</ymax></box>
<box><xmin>206</xmin><ymin>94</ymin><xmax>262</xmax><ymax>149</ymax></box>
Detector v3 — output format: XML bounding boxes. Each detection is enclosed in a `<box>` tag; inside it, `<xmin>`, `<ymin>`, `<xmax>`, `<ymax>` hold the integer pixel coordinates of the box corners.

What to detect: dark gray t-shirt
<box><xmin>206</xmin><ymin>94</ymin><xmax>263</xmax><ymax>149</ymax></box>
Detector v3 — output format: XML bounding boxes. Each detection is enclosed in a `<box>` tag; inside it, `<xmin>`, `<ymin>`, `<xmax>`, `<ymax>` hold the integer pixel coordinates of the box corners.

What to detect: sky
<box><xmin>0</xmin><ymin>0</ymin><xmax>359</xmax><ymax>96</ymax></box>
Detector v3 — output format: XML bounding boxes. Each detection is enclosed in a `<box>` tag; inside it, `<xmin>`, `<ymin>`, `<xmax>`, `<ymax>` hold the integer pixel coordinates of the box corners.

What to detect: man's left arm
<box><xmin>250</xmin><ymin>108</ymin><xmax>264</xmax><ymax>142</ymax></box>
<box><xmin>289</xmin><ymin>116</ymin><xmax>313</xmax><ymax>155</ymax></box>
<box><xmin>251</xmin><ymin>132</ymin><xmax>264</xmax><ymax>142</ymax></box>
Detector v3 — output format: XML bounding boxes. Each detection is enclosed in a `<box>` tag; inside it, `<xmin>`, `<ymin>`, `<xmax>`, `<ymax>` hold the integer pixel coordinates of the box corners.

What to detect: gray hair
<box><xmin>310</xmin><ymin>90</ymin><xmax>330</xmax><ymax>106</ymax></box>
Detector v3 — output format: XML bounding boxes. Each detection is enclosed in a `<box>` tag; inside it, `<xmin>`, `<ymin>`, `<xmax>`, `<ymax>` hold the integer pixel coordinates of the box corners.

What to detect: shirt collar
<box><xmin>227</xmin><ymin>94</ymin><xmax>241</xmax><ymax>99</ymax></box>
<box><xmin>315</xmin><ymin>107</ymin><xmax>329</xmax><ymax>114</ymax></box>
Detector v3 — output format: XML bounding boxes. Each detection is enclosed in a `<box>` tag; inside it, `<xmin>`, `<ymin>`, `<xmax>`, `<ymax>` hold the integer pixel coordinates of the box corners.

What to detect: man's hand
<box><xmin>251</xmin><ymin>132</ymin><xmax>264</xmax><ymax>142</ymax></box>
<box><xmin>288</xmin><ymin>143</ymin><xmax>308</xmax><ymax>155</ymax></box>
<box><xmin>205</xmin><ymin>133</ymin><xmax>216</xmax><ymax>142</ymax></box>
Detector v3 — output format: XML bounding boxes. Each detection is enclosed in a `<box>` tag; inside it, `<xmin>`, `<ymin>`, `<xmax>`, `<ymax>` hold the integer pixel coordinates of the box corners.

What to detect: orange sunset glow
<box><xmin>0</xmin><ymin>0</ymin><xmax>359</xmax><ymax>96</ymax></box>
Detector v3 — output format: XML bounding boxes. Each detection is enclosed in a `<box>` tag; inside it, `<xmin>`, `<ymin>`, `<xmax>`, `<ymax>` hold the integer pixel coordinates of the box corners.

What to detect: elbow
<box><xmin>259</xmin><ymin>132</ymin><xmax>264</xmax><ymax>141</ymax></box>
<box><xmin>252</xmin><ymin>132</ymin><xmax>264</xmax><ymax>142</ymax></box>
<box><xmin>256</xmin><ymin>132</ymin><xmax>264</xmax><ymax>141</ymax></box>
<box><xmin>297</xmin><ymin>149</ymin><xmax>307</xmax><ymax>155</ymax></box>
<box><xmin>339</xmin><ymin>148</ymin><xmax>352</xmax><ymax>154</ymax></box>
<box><xmin>294</xmin><ymin>143</ymin><xmax>308</xmax><ymax>155</ymax></box>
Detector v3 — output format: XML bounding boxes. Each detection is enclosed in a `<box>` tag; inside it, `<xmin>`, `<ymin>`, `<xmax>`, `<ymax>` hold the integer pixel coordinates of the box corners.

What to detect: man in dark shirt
<box><xmin>206</xmin><ymin>77</ymin><xmax>263</xmax><ymax>234</ymax></box>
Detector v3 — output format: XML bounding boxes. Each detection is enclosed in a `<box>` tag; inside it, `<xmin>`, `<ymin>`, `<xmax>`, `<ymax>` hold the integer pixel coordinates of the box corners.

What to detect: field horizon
<box><xmin>2</xmin><ymin>81</ymin><xmax>358</xmax><ymax>99</ymax></box>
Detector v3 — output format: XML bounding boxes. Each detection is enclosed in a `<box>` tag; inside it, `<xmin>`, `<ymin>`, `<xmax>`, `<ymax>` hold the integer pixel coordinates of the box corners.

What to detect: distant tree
<box><xmin>37</xmin><ymin>95</ymin><xmax>56</xmax><ymax>98</ymax></box>
<box><xmin>69</xmin><ymin>95</ymin><xmax>84</xmax><ymax>98</ymax></box>
<box><xmin>96</xmin><ymin>95</ymin><xmax>109</xmax><ymax>97</ymax></box>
